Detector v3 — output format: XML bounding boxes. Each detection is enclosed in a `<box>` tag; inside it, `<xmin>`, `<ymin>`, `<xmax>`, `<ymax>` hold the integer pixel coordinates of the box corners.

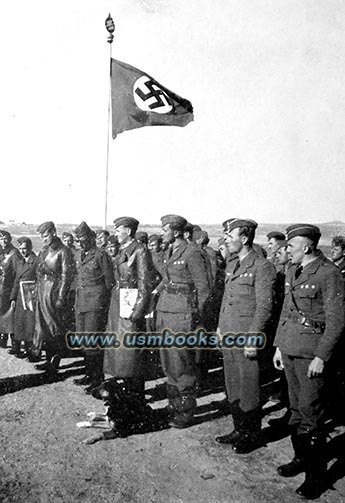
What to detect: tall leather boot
<box><xmin>84</xmin><ymin>354</ymin><xmax>104</xmax><ymax>394</ymax></box>
<box><xmin>165</xmin><ymin>384</ymin><xmax>181</xmax><ymax>417</ymax></box>
<box><xmin>0</xmin><ymin>333</ymin><xmax>8</xmax><ymax>348</ymax></box>
<box><xmin>74</xmin><ymin>356</ymin><xmax>92</xmax><ymax>385</ymax></box>
<box><xmin>8</xmin><ymin>340</ymin><xmax>21</xmax><ymax>356</ymax></box>
<box><xmin>232</xmin><ymin>407</ymin><xmax>264</xmax><ymax>454</ymax></box>
<box><xmin>169</xmin><ymin>387</ymin><xmax>197</xmax><ymax>429</ymax></box>
<box><xmin>277</xmin><ymin>429</ymin><xmax>307</xmax><ymax>477</ymax></box>
<box><xmin>296</xmin><ymin>431</ymin><xmax>327</xmax><ymax>499</ymax></box>
<box><xmin>216</xmin><ymin>400</ymin><xmax>242</xmax><ymax>444</ymax></box>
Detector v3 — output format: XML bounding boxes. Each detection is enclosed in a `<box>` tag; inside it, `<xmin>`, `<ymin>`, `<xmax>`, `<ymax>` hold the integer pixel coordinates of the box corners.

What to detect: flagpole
<box><xmin>104</xmin><ymin>14</ymin><xmax>115</xmax><ymax>229</ymax></box>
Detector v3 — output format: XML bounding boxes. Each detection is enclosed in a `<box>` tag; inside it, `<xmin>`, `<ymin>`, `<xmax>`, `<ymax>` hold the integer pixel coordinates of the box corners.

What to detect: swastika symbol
<box><xmin>133</xmin><ymin>75</ymin><xmax>173</xmax><ymax>114</ymax></box>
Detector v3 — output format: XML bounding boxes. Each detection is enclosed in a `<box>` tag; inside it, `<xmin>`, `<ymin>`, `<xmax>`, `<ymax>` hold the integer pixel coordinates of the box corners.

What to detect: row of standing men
<box><xmin>0</xmin><ymin>218</ymin><xmax>344</xmax><ymax>500</ymax></box>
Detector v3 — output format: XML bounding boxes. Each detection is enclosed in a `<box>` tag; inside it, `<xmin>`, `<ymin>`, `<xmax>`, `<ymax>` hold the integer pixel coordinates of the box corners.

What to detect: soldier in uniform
<box><xmin>155</xmin><ymin>214</ymin><xmax>210</xmax><ymax>428</ymax></box>
<box><xmin>32</xmin><ymin>221</ymin><xmax>75</xmax><ymax>373</ymax></box>
<box><xmin>216</xmin><ymin>219</ymin><xmax>276</xmax><ymax>453</ymax></box>
<box><xmin>61</xmin><ymin>232</ymin><xmax>76</xmax><ymax>250</ymax></box>
<box><xmin>9</xmin><ymin>237</ymin><xmax>38</xmax><ymax>358</ymax></box>
<box><xmin>96</xmin><ymin>230</ymin><xmax>110</xmax><ymax>250</ymax></box>
<box><xmin>194</xmin><ymin>230</ymin><xmax>217</xmax><ymax>286</ymax></box>
<box><xmin>267</xmin><ymin>231</ymin><xmax>286</xmax><ymax>263</ymax></box>
<box><xmin>102</xmin><ymin>216</ymin><xmax>152</xmax><ymax>433</ymax></box>
<box><xmin>273</xmin><ymin>224</ymin><xmax>345</xmax><ymax>499</ymax></box>
<box><xmin>135</xmin><ymin>231</ymin><xmax>149</xmax><ymax>249</ymax></box>
<box><xmin>0</xmin><ymin>230</ymin><xmax>22</xmax><ymax>348</ymax></box>
<box><xmin>330</xmin><ymin>235</ymin><xmax>345</xmax><ymax>277</ymax></box>
<box><xmin>73</xmin><ymin>222</ymin><xmax>114</xmax><ymax>393</ymax></box>
<box><xmin>61</xmin><ymin>231</ymin><xmax>77</xmax><ymax>334</ymax></box>
<box><xmin>107</xmin><ymin>235</ymin><xmax>120</xmax><ymax>264</ymax></box>
<box><xmin>148</xmin><ymin>234</ymin><xmax>164</xmax><ymax>276</ymax></box>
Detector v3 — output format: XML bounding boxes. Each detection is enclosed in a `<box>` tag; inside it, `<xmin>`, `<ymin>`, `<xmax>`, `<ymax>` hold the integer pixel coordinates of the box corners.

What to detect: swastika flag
<box><xmin>111</xmin><ymin>58</ymin><xmax>194</xmax><ymax>137</ymax></box>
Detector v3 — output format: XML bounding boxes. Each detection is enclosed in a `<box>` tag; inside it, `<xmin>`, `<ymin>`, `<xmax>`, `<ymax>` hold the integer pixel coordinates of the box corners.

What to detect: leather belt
<box><xmin>166</xmin><ymin>282</ymin><xmax>194</xmax><ymax>295</ymax></box>
<box><xmin>287</xmin><ymin>312</ymin><xmax>325</xmax><ymax>331</ymax></box>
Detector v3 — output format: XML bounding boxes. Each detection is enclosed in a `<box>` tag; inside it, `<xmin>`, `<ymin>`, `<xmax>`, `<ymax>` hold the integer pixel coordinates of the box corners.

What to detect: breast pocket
<box><xmin>295</xmin><ymin>287</ymin><xmax>318</xmax><ymax>312</ymax></box>
<box><xmin>236</xmin><ymin>275</ymin><xmax>255</xmax><ymax>296</ymax></box>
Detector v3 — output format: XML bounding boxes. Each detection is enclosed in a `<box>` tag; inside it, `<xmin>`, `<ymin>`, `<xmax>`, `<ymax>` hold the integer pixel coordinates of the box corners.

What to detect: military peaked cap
<box><xmin>286</xmin><ymin>224</ymin><xmax>321</xmax><ymax>242</ymax></box>
<box><xmin>113</xmin><ymin>217</ymin><xmax>139</xmax><ymax>232</ymax></box>
<box><xmin>193</xmin><ymin>229</ymin><xmax>208</xmax><ymax>241</ymax></box>
<box><xmin>96</xmin><ymin>229</ymin><xmax>110</xmax><ymax>237</ymax></box>
<box><xmin>267</xmin><ymin>231</ymin><xmax>285</xmax><ymax>240</ymax></box>
<box><xmin>74</xmin><ymin>221</ymin><xmax>94</xmax><ymax>239</ymax></box>
<box><xmin>36</xmin><ymin>221</ymin><xmax>56</xmax><ymax>234</ymax></box>
<box><xmin>161</xmin><ymin>214</ymin><xmax>187</xmax><ymax>230</ymax></box>
<box><xmin>223</xmin><ymin>218</ymin><xmax>258</xmax><ymax>233</ymax></box>
<box><xmin>135</xmin><ymin>231</ymin><xmax>148</xmax><ymax>243</ymax></box>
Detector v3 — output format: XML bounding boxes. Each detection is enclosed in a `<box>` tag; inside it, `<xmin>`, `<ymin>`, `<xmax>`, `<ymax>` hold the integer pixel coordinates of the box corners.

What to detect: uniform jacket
<box><xmin>274</xmin><ymin>252</ymin><xmax>345</xmax><ymax>361</ymax></box>
<box><xmin>113</xmin><ymin>240</ymin><xmax>152</xmax><ymax>321</ymax></box>
<box><xmin>36</xmin><ymin>237</ymin><xmax>75</xmax><ymax>301</ymax></box>
<box><xmin>10</xmin><ymin>252</ymin><xmax>38</xmax><ymax>302</ymax></box>
<box><xmin>334</xmin><ymin>257</ymin><xmax>345</xmax><ymax>279</ymax></box>
<box><xmin>218</xmin><ymin>249</ymin><xmax>276</xmax><ymax>334</ymax></box>
<box><xmin>156</xmin><ymin>239</ymin><xmax>210</xmax><ymax>314</ymax></box>
<box><xmin>75</xmin><ymin>247</ymin><xmax>114</xmax><ymax>313</ymax></box>
<box><xmin>0</xmin><ymin>245</ymin><xmax>22</xmax><ymax>314</ymax></box>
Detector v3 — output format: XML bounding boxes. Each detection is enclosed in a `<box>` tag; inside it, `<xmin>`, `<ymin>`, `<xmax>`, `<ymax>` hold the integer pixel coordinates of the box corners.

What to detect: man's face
<box><xmin>161</xmin><ymin>224</ymin><xmax>175</xmax><ymax>245</ymax></box>
<box><xmin>267</xmin><ymin>237</ymin><xmax>280</xmax><ymax>254</ymax></box>
<box><xmin>97</xmin><ymin>232</ymin><xmax>108</xmax><ymax>247</ymax></box>
<box><xmin>40</xmin><ymin>231</ymin><xmax>55</xmax><ymax>247</ymax></box>
<box><xmin>19</xmin><ymin>242</ymin><xmax>31</xmax><ymax>258</ymax></box>
<box><xmin>148</xmin><ymin>240</ymin><xmax>161</xmax><ymax>252</ymax></box>
<box><xmin>331</xmin><ymin>244</ymin><xmax>345</xmax><ymax>262</ymax></box>
<box><xmin>183</xmin><ymin>231</ymin><xmax>192</xmax><ymax>242</ymax></box>
<box><xmin>0</xmin><ymin>236</ymin><xmax>11</xmax><ymax>249</ymax></box>
<box><xmin>224</xmin><ymin>227</ymin><xmax>243</xmax><ymax>254</ymax></box>
<box><xmin>275</xmin><ymin>246</ymin><xmax>289</xmax><ymax>266</ymax></box>
<box><xmin>78</xmin><ymin>235</ymin><xmax>92</xmax><ymax>251</ymax></box>
<box><xmin>63</xmin><ymin>235</ymin><xmax>73</xmax><ymax>248</ymax></box>
<box><xmin>107</xmin><ymin>243</ymin><xmax>118</xmax><ymax>257</ymax></box>
<box><xmin>114</xmin><ymin>225</ymin><xmax>131</xmax><ymax>245</ymax></box>
<box><xmin>287</xmin><ymin>236</ymin><xmax>306</xmax><ymax>265</ymax></box>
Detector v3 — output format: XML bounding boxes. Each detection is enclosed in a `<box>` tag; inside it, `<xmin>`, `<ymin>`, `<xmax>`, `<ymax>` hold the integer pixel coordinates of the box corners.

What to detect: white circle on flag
<box><xmin>133</xmin><ymin>75</ymin><xmax>173</xmax><ymax>114</ymax></box>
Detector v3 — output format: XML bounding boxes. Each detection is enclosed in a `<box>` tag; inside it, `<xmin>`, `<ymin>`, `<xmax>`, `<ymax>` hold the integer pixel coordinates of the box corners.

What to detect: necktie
<box><xmin>295</xmin><ymin>265</ymin><xmax>303</xmax><ymax>280</ymax></box>
<box><xmin>233</xmin><ymin>259</ymin><xmax>241</xmax><ymax>275</ymax></box>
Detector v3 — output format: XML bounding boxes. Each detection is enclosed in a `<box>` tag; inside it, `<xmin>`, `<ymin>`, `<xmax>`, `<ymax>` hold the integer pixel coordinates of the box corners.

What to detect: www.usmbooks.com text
<box><xmin>66</xmin><ymin>329</ymin><xmax>266</xmax><ymax>350</ymax></box>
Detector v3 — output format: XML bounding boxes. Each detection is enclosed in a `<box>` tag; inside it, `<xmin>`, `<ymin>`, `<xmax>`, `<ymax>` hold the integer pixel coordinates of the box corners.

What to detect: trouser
<box><xmin>156</xmin><ymin>311</ymin><xmax>196</xmax><ymax>393</ymax></box>
<box><xmin>282</xmin><ymin>353</ymin><xmax>326</xmax><ymax>434</ymax></box>
<box><xmin>75</xmin><ymin>309</ymin><xmax>107</xmax><ymax>382</ymax></box>
<box><xmin>222</xmin><ymin>347</ymin><xmax>261</xmax><ymax>412</ymax></box>
<box><xmin>156</xmin><ymin>310</ymin><xmax>197</xmax><ymax>418</ymax></box>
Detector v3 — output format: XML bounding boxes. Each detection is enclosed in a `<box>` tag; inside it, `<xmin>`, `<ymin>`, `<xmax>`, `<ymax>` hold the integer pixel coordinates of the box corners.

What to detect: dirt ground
<box><xmin>1</xmin><ymin>349</ymin><xmax>345</xmax><ymax>503</ymax></box>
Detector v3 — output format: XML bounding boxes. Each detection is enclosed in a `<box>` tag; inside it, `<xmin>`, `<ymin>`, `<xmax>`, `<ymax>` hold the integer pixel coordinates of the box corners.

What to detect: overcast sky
<box><xmin>1</xmin><ymin>0</ymin><xmax>345</xmax><ymax>226</ymax></box>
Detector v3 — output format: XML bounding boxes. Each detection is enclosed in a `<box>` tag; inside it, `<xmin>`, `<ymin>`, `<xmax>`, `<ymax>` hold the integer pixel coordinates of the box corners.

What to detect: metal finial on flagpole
<box><xmin>104</xmin><ymin>14</ymin><xmax>115</xmax><ymax>228</ymax></box>
<box><xmin>105</xmin><ymin>14</ymin><xmax>115</xmax><ymax>43</ymax></box>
